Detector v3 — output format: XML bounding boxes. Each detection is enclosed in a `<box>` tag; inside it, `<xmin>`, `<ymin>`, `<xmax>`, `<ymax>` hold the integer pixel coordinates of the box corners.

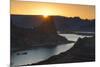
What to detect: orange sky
<box><xmin>11</xmin><ymin>0</ymin><xmax>95</xmax><ymax>19</ymax></box>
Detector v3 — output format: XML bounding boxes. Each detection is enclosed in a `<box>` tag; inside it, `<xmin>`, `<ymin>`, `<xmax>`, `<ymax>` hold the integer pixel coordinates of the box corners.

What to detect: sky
<box><xmin>11</xmin><ymin>0</ymin><xmax>95</xmax><ymax>19</ymax></box>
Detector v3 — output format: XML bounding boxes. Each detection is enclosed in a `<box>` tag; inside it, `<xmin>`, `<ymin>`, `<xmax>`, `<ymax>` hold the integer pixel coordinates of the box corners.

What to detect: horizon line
<box><xmin>10</xmin><ymin>14</ymin><xmax>95</xmax><ymax>20</ymax></box>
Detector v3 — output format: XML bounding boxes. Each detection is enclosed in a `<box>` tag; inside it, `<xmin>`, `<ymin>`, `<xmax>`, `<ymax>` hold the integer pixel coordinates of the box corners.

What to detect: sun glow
<box><xmin>11</xmin><ymin>1</ymin><xmax>95</xmax><ymax>19</ymax></box>
<box><xmin>43</xmin><ymin>14</ymin><xmax>48</xmax><ymax>18</ymax></box>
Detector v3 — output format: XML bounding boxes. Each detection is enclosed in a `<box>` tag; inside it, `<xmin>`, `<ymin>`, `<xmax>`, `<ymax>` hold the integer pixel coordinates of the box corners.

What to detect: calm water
<box><xmin>11</xmin><ymin>34</ymin><xmax>92</xmax><ymax>66</ymax></box>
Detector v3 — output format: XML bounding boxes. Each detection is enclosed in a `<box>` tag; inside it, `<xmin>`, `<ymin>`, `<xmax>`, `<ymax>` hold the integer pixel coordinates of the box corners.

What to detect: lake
<box><xmin>11</xmin><ymin>33</ymin><xmax>92</xmax><ymax>66</ymax></box>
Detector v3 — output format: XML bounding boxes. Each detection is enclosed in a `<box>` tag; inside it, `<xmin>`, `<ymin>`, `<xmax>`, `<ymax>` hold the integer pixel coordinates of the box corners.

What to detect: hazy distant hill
<box><xmin>11</xmin><ymin>15</ymin><xmax>95</xmax><ymax>33</ymax></box>
<box><xmin>53</xmin><ymin>16</ymin><xmax>95</xmax><ymax>33</ymax></box>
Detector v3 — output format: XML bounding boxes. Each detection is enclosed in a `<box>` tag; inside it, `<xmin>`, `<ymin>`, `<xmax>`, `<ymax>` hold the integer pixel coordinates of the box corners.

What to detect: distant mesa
<box><xmin>11</xmin><ymin>14</ymin><xmax>95</xmax><ymax>33</ymax></box>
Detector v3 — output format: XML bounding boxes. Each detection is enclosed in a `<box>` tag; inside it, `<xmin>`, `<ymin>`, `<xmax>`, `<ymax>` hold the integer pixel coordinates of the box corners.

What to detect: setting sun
<box><xmin>43</xmin><ymin>14</ymin><xmax>48</xmax><ymax>18</ymax></box>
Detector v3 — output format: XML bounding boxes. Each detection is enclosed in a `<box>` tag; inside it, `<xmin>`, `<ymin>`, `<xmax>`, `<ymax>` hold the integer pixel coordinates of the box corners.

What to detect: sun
<box><xmin>43</xmin><ymin>14</ymin><xmax>48</xmax><ymax>18</ymax></box>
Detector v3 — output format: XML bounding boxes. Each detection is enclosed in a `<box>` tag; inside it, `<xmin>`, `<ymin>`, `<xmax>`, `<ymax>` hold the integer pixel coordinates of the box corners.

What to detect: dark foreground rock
<box><xmin>22</xmin><ymin>36</ymin><xmax>95</xmax><ymax>66</ymax></box>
